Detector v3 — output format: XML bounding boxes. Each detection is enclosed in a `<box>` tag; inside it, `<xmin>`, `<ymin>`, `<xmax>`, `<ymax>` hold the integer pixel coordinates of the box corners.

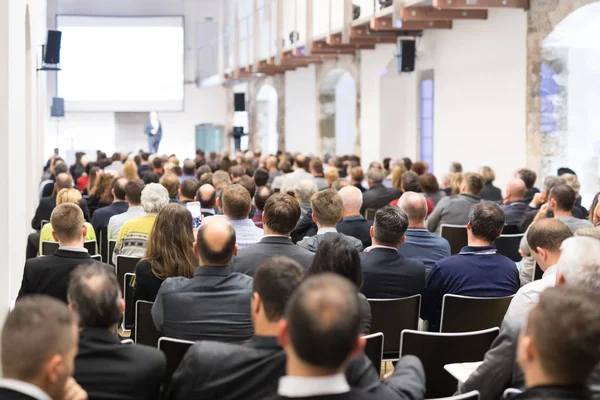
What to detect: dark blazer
<box><xmin>74</xmin><ymin>328</ymin><xmax>165</xmax><ymax>400</ymax></box>
<box><xmin>360</xmin><ymin>248</ymin><xmax>426</xmax><ymax>299</ymax></box>
<box><xmin>480</xmin><ymin>183</ymin><xmax>503</xmax><ymax>202</ymax></box>
<box><xmin>144</xmin><ymin>121</ymin><xmax>163</xmax><ymax>139</ymax></box>
<box><xmin>0</xmin><ymin>389</ymin><xmax>38</xmax><ymax>400</ymax></box>
<box><xmin>337</xmin><ymin>216</ymin><xmax>373</xmax><ymax>249</ymax></box>
<box><xmin>360</xmin><ymin>184</ymin><xmax>402</xmax><ymax>215</ymax></box>
<box><xmin>292</xmin><ymin>211</ymin><xmax>318</xmax><ymax>243</ymax></box>
<box><xmin>500</xmin><ymin>200</ymin><xmax>529</xmax><ymax>227</ymax></box>
<box><xmin>91</xmin><ymin>201</ymin><xmax>128</xmax><ymax>234</ymax></box>
<box><xmin>515</xmin><ymin>386</ymin><xmax>591</xmax><ymax>400</ymax></box>
<box><xmin>31</xmin><ymin>196</ymin><xmax>90</xmax><ymax>230</ymax></box>
<box><xmin>17</xmin><ymin>249</ymin><xmax>111</xmax><ymax>303</ymax></box>
<box><xmin>232</xmin><ymin>236</ymin><xmax>314</xmax><ymax>277</ymax></box>
<box><xmin>132</xmin><ymin>260</ymin><xmax>164</xmax><ymax>304</ymax></box>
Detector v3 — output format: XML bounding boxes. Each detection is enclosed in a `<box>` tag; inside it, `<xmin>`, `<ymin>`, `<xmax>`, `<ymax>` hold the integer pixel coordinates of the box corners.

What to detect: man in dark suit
<box><xmin>91</xmin><ymin>177</ymin><xmax>128</xmax><ymax>233</ymax></box>
<box><xmin>360</xmin><ymin>167</ymin><xmax>401</xmax><ymax>216</ymax></box>
<box><xmin>144</xmin><ymin>111</ymin><xmax>163</xmax><ymax>154</ymax></box>
<box><xmin>233</xmin><ymin>193</ymin><xmax>313</xmax><ymax>277</ymax></box>
<box><xmin>70</xmin><ymin>263</ymin><xmax>165</xmax><ymax>400</ymax></box>
<box><xmin>0</xmin><ymin>296</ymin><xmax>86</xmax><ymax>400</ymax></box>
<box><xmin>337</xmin><ymin>186</ymin><xmax>373</xmax><ymax>249</ymax></box>
<box><xmin>500</xmin><ymin>178</ymin><xmax>528</xmax><ymax>227</ymax></box>
<box><xmin>360</xmin><ymin>206</ymin><xmax>426</xmax><ymax>299</ymax></box>
<box><xmin>19</xmin><ymin>203</ymin><xmax>110</xmax><ymax>304</ymax></box>
<box><xmin>272</xmin><ymin>274</ymin><xmax>426</xmax><ymax>400</ymax></box>
<box><xmin>152</xmin><ymin>217</ymin><xmax>254</xmax><ymax>342</ymax></box>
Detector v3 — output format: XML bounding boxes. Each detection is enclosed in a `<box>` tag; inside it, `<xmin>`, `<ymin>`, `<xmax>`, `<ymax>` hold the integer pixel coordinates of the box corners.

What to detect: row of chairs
<box><xmin>440</xmin><ymin>224</ymin><xmax>523</xmax><ymax>261</ymax></box>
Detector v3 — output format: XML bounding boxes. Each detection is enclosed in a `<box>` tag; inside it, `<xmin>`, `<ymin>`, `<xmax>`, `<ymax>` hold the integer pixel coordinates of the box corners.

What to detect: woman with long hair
<box><xmin>132</xmin><ymin>203</ymin><xmax>197</xmax><ymax>303</ymax></box>
<box><xmin>304</xmin><ymin>237</ymin><xmax>371</xmax><ymax>334</ymax></box>
<box><xmin>123</xmin><ymin>160</ymin><xmax>139</xmax><ymax>182</ymax></box>
<box><xmin>87</xmin><ymin>172</ymin><xmax>115</xmax><ymax>215</ymax></box>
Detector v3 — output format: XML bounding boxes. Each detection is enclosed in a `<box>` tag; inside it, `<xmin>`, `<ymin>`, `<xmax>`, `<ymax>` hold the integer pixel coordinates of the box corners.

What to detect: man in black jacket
<box><xmin>360</xmin><ymin>168</ymin><xmax>401</xmax><ymax>216</ymax></box>
<box><xmin>337</xmin><ymin>186</ymin><xmax>373</xmax><ymax>249</ymax></box>
<box><xmin>70</xmin><ymin>263</ymin><xmax>165</xmax><ymax>400</ymax></box>
<box><xmin>233</xmin><ymin>193</ymin><xmax>314</xmax><ymax>277</ymax></box>
<box><xmin>19</xmin><ymin>203</ymin><xmax>110</xmax><ymax>303</ymax></box>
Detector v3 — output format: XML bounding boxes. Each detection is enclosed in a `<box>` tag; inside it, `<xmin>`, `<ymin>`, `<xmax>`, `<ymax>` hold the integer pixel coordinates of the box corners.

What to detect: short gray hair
<box><xmin>543</xmin><ymin>176</ymin><xmax>565</xmax><ymax>193</ymax></box>
<box><xmin>338</xmin><ymin>186</ymin><xmax>363</xmax><ymax>211</ymax></box>
<box><xmin>295</xmin><ymin>180</ymin><xmax>318</xmax><ymax>202</ymax></box>
<box><xmin>141</xmin><ymin>183</ymin><xmax>170</xmax><ymax>214</ymax></box>
<box><xmin>366</xmin><ymin>167</ymin><xmax>384</xmax><ymax>184</ymax></box>
<box><xmin>558</xmin><ymin>237</ymin><xmax>600</xmax><ymax>293</ymax></box>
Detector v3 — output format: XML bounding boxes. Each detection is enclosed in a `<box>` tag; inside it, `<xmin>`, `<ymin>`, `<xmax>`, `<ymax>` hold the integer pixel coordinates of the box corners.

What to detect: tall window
<box><xmin>419</xmin><ymin>74</ymin><xmax>434</xmax><ymax>172</ymax></box>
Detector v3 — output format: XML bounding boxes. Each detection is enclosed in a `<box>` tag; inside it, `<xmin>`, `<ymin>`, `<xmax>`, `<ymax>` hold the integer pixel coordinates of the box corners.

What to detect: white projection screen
<box><xmin>57</xmin><ymin>16</ymin><xmax>185</xmax><ymax>112</ymax></box>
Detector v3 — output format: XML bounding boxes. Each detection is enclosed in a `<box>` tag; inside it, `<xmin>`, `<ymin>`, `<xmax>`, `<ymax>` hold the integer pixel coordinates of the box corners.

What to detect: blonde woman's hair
<box><xmin>561</xmin><ymin>173</ymin><xmax>581</xmax><ymax>195</ymax></box>
<box><xmin>391</xmin><ymin>165</ymin><xmax>407</xmax><ymax>190</ymax></box>
<box><xmin>123</xmin><ymin>160</ymin><xmax>139</xmax><ymax>182</ymax></box>
<box><xmin>478</xmin><ymin>166</ymin><xmax>496</xmax><ymax>184</ymax></box>
<box><xmin>56</xmin><ymin>188</ymin><xmax>82</xmax><ymax>205</ymax></box>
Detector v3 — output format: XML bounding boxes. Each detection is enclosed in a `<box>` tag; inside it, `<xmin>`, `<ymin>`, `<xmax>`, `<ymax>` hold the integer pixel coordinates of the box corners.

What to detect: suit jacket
<box><xmin>167</xmin><ymin>335</ymin><xmax>381</xmax><ymax>400</ymax></box>
<box><xmin>337</xmin><ymin>216</ymin><xmax>373</xmax><ymax>249</ymax></box>
<box><xmin>480</xmin><ymin>183</ymin><xmax>503</xmax><ymax>202</ymax></box>
<box><xmin>31</xmin><ymin>196</ymin><xmax>90</xmax><ymax>230</ymax></box>
<box><xmin>298</xmin><ymin>232</ymin><xmax>364</xmax><ymax>253</ymax></box>
<box><xmin>500</xmin><ymin>200</ymin><xmax>529</xmax><ymax>227</ymax></box>
<box><xmin>91</xmin><ymin>201</ymin><xmax>128</xmax><ymax>233</ymax></box>
<box><xmin>152</xmin><ymin>266</ymin><xmax>254</xmax><ymax>342</ymax></box>
<box><xmin>360</xmin><ymin>248</ymin><xmax>426</xmax><ymax>299</ymax></box>
<box><xmin>18</xmin><ymin>249</ymin><xmax>111</xmax><ymax>303</ymax></box>
<box><xmin>144</xmin><ymin>120</ymin><xmax>163</xmax><ymax>139</ymax></box>
<box><xmin>232</xmin><ymin>236</ymin><xmax>314</xmax><ymax>277</ymax></box>
<box><xmin>360</xmin><ymin>184</ymin><xmax>402</xmax><ymax>215</ymax></box>
<box><xmin>74</xmin><ymin>328</ymin><xmax>165</xmax><ymax>400</ymax></box>
<box><xmin>0</xmin><ymin>388</ymin><xmax>38</xmax><ymax>400</ymax></box>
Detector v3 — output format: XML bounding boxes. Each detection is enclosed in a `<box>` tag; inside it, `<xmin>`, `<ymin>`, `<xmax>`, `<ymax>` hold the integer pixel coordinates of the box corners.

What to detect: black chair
<box><xmin>158</xmin><ymin>337</ymin><xmax>194</xmax><ymax>390</ymax></box>
<box><xmin>122</xmin><ymin>273</ymin><xmax>135</xmax><ymax>331</ymax></box>
<box><xmin>502</xmin><ymin>388</ymin><xmax>523</xmax><ymax>399</ymax></box>
<box><xmin>368</xmin><ymin>295</ymin><xmax>421</xmax><ymax>361</ymax></box>
<box><xmin>440</xmin><ymin>294</ymin><xmax>514</xmax><ymax>333</ymax></box>
<box><xmin>365</xmin><ymin>209</ymin><xmax>377</xmax><ymax>221</ymax></box>
<box><xmin>41</xmin><ymin>219</ymin><xmax>50</xmax><ymax>228</ymax></box>
<box><xmin>363</xmin><ymin>332</ymin><xmax>383</xmax><ymax>376</ymax></box>
<box><xmin>502</xmin><ymin>225</ymin><xmax>521</xmax><ymax>235</ymax></box>
<box><xmin>533</xmin><ymin>263</ymin><xmax>543</xmax><ymax>281</ymax></box>
<box><xmin>495</xmin><ymin>234</ymin><xmax>524</xmax><ymax>262</ymax></box>
<box><xmin>400</xmin><ymin>328</ymin><xmax>499</xmax><ymax>398</ymax></box>
<box><xmin>135</xmin><ymin>300</ymin><xmax>162</xmax><ymax>346</ymax></box>
<box><xmin>116</xmin><ymin>255</ymin><xmax>140</xmax><ymax>295</ymax></box>
<box><xmin>438</xmin><ymin>391</ymin><xmax>481</xmax><ymax>400</ymax></box>
<box><xmin>41</xmin><ymin>241</ymin><xmax>59</xmax><ymax>256</ymax></box>
<box><xmin>84</xmin><ymin>240</ymin><xmax>98</xmax><ymax>255</ymax></box>
<box><xmin>91</xmin><ymin>254</ymin><xmax>102</xmax><ymax>261</ymax></box>
<box><xmin>440</xmin><ymin>225</ymin><xmax>468</xmax><ymax>255</ymax></box>
<box><xmin>108</xmin><ymin>240</ymin><xmax>117</xmax><ymax>266</ymax></box>
<box><xmin>99</xmin><ymin>228</ymin><xmax>108</xmax><ymax>264</ymax></box>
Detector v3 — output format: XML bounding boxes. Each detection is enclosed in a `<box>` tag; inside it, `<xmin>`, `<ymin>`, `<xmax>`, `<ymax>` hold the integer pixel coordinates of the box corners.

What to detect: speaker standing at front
<box><xmin>144</xmin><ymin>112</ymin><xmax>163</xmax><ymax>154</ymax></box>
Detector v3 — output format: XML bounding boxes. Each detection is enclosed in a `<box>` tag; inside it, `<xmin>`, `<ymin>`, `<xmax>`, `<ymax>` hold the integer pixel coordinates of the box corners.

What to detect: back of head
<box><xmin>141</xmin><ymin>183</ymin><xmax>170</xmax><ymax>213</ymax></box>
<box><xmin>419</xmin><ymin>174</ymin><xmax>439</xmax><ymax>194</ymax></box>
<box><xmin>111</xmin><ymin>152</ymin><xmax>121</xmax><ymax>162</ymax></box>
<box><xmin>520</xmin><ymin>285</ymin><xmax>600</xmax><ymax>385</ymax></box>
<box><xmin>68</xmin><ymin>263</ymin><xmax>121</xmax><ymax>328</ymax></box>
<box><xmin>284</xmin><ymin>273</ymin><xmax>361</xmax><ymax>370</ymax></box>
<box><xmin>197</xmin><ymin>184</ymin><xmax>216</xmax><ymax>209</ymax></box>
<box><xmin>253</xmin><ymin>256</ymin><xmax>303</xmax><ymax>322</ymax></box>
<box><xmin>142</xmin><ymin>172</ymin><xmax>160</xmax><ymax>185</ymax></box>
<box><xmin>324</xmin><ymin>166</ymin><xmax>339</xmax><ymax>184</ymax></box>
<box><xmin>56</xmin><ymin>188</ymin><xmax>82</xmax><ymax>205</ymax></box>
<box><xmin>236</xmin><ymin>175</ymin><xmax>257</xmax><ymax>198</ymax></box>
<box><xmin>558</xmin><ymin>237</ymin><xmax>600</xmax><ymax>293</ymax></box>
<box><xmin>311</xmin><ymin>189</ymin><xmax>343</xmax><ymax>226</ymax></box>
<box><xmin>517</xmin><ymin>169</ymin><xmax>537</xmax><ymax>190</ymax></box>
<box><xmin>294</xmin><ymin>180</ymin><xmax>318</xmax><ymax>203</ymax></box>
<box><xmin>264</xmin><ymin>193</ymin><xmax>301</xmax><ymax>235</ymax></box>
<box><xmin>55</xmin><ymin>172</ymin><xmax>73</xmax><ymax>191</ymax></box>
<box><xmin>50</xmin><ymin>203</ymin><xmax>84</xmax><ymax>243</ymax></box>
<box><xmin>450</xmin><ymin>162</ymin><xmax>463</xmax><ymax>174</ymax></box>
<box><xmin>213</xmin><ymin>170</ymin><xmax>232</xmax><ymax>189</ymax></box>
<box><xmin>373</xmin><ymin>205</ymin><xmax>409</xmax><ymax>245</ymax></box>
<box><xmin>350</xmin><ymin>167</ymin><xmax>364</xmax><ymax>183</ymax></box>
<box><xmin>152</xmin><ymin>157</ymin><xmax>163</xmax><ymax>169</ymax></box>
<box><xmin>468</xmin><ymin>201</ymin><xmax>505</xmax><ymax>244</ymax></box>
<box><xmin>295</xmin><ymin>155</ymin><xmax>309</xmax><ymax>171</ymax></box>
<box><xmin>542</xmin><ymin>175</ymin><xmax>565</xmax><ymax>193</ymax></box>
<box><xmin>183</xmin><ymin>159</ymin><xmax>196</xmax><ymax>175</ymax></box>
<box><xmin>391</xmin><ymin>165</ymin><xmax>407</xmax><ymax>189</ymax></box>
<box><xmin>549</xmin><ymin>184</ymin><xmax>576</xmax><ymax>212</ymax></box>
<box><xmin>199</xmin><ymin>172</ymin><xmax>213</xmax><ymax>186</ymax></box>
<box><xmin>160</xmin><ymin>173</ymin><xmax>180</xmax><ymax>197</ymax></box>
<box><xmin>507</xmin><ymin>179</ymin><xmax>527</xmax><ymax>199</ymax></box>
<box><xmin>2</xmin><ymin>296</ymin><xmax>77</xmax><ymax>383</ymax></box>
<box><xmin>123</xmin><ymin>160</ymin><xmax>138</xmax><ymax>181</ymax></box>
<box><xmin>253</xmin><ymin>168</ymin><xmax>270</xmax><ymax>187</ymax></box>
<box><xmin>366</xmin><ymin>167</ymin><xmax>383</xmax><ymax>185</ymax></box>
<box><xmin>560</xmin><ymin>173</ymin><xmax>580</xmax><ymax>195</ymax></box>
<box><xmin>266</xmin><ymin>156</ymin><xmax>278</xmax><ymax>169</ymax></box>
<box><xmin>402</xmin><ymin>171</ymin><xmax>421</xmax><ymax>192</ymax></box>
<box><xmin>398</xmin><ymin>191</ymin><xmax>428</xmax><ymax>222</ymax></box>
<box><xmin>196</xmin><ymin>165</ymin><xmax>212</xmax><ymax>180</ymax></box>
<box><xmin>478</xmin><ymin>166</ymin><xmax>495</xmax><ymax>184</ymax></box>
<box><xmin>527</xmin><ymin>219</ymin><xmax>573</xmax><ymax>254</ymax></box>
<box><xmin>331</xmin><ymin>178</ymin><xmax>350</xmax><ymax>192</ymax></box>
<box><xmin>222</xmin><ymin>184</ymin><xmax>252</xmax><ymax>220</ymax></box>
<box><xmin>305</xmin><ymin>236</ymin><xmax>362</xmax><ymax>288</ymax></box>
<box><xmin>255</xmin><ymin>186</ymin><xmax>274</xmax><ymax>212</ymax></box>
<box><xmin>54</xmin><ymin>162</ymin><xmax>69</xmax><ymax>177</ymax></box>
<box><xmin>125</xmin><ymin>179</ymin><xmax>145</xmax><ymax>205</ymax></box>
<box><xmin>338</xmin><ymin>186</ymin><xmax>363</xmax><ymax>213</ymax></box>
<box><xmin>229</xmin><ymin>165</ymin><xmax>247</xmax><ymax>179</ymax></box>
<box><xmin>461</xmin><ymin>172</ymin><xmax>484</xmax><ymax>196</ymax></box>
<box><xmin>180</xmin><ymin>178</ymin><xmax>201</xmax><ymax>200</ymax></box>
<box><xmin>196</xmin><ymin>218</ymin><xmax>237</xmax><ymax>266</ymax></box>
<box><xmin>113</xmin><ymin>177</ymin><xmax>128</xmax><ymax>201</ymax></box>
<box><xmin>310</xmin><ymin>158</ymin><xmax>324</xmax><ymax>175</ymax></box>
<box><xmin>411</xmin><ymin>161</ymin><xmax>428</xmax><ymax>176</ymax></box>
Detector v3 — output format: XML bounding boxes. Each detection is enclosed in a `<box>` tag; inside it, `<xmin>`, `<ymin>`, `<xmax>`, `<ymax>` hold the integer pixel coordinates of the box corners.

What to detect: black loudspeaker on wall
<box><xmin>234</xmin><ymin>93</ymin><xmax>246</xmax><ymax>112</ymax></box>
<box><xmin>44</xmin><ymin>30</ymin><xmax>62</xmax><ymax>65</ymax></box>
<box><xmin>397</xmin><ymin>40</ymin><xmax>416</xmax><ymax>73</ymax></box>
<box><xmin>51</xmin><ymin>97</ymin><xmax>65</xmax><ymax>118</ymax></box>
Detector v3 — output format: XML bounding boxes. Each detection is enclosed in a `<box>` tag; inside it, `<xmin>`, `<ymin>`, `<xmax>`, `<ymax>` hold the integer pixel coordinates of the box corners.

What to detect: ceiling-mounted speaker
<box><xmin>397</xmin><ymin>40</ymin><xmax>416</xmax><ymax>73</ymax></box>
<box><xmin>353</xmin><ymin>4</ymin><xmax>361</xmax><ymax>20</ymax></box>
<box><xmin>379</xmin><ymin>0</ymin><xmax>393</xmax><ymax>9</ymax></box>
<box><xmin>289</xmin><ymin>31</ymin><xmax>300</xmax><ymax>44</ymax></box>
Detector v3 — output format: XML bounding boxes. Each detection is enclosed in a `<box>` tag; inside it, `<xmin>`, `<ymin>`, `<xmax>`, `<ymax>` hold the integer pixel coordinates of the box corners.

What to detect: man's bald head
<box><xmin>338</xmin><ymin>186</ymin><xmax>363</xmax><ymax>216</ymax></box>
<box><xmin>506</xmin><ymin>178</ymin><xmax>527</xmax><ymax>201</ymax></box>
<box><xmin>197</xmin><ymin>184</ymin><xmax>216</xmax><ymax>209</ymax></box>
<box><xmin>55</xmin><ymin>173</ymin><xmax>73</xmax><ymax>191</ymax></box>
<box><xmin>398</xmin><ymin>192</ymin><xmax>428</xmax><ymax>223</ymax></box>
<box><xmin>195</xmin><ymin>218</ymin><xmax>237</xmax><ymax>266</ymax></box>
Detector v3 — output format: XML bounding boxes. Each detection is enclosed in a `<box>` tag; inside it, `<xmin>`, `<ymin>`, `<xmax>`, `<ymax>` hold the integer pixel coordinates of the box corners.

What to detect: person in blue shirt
<box><xmin>422</xmin><ymin>201</ymin><xmax>520</xmax><ymax>332</ymax></box>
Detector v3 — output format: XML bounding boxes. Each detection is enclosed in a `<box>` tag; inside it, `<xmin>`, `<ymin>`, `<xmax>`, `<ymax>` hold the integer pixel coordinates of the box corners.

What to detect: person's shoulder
<box><xmin>401</xmin><ymin>255</ymin><xmax>427</xmax><ymax>270</ymax></box>
<box><xmin>122</xmin><ymin>343</ymin><xmax>166</xmax><ymax>371</ymax></box>
<box><xmin>159</xmin><ymin>276</ymin><xmax>190</xmax><ymax>292</ymax></box>
<box><xmin>25</xmin><ymin>254</ymin><xmax>53</xmax><ymax>269</ymax></box>
<box><xmin>229</xmin><ymin>271</ymin><xmax>254</xmax><ymax>287</ymax></box>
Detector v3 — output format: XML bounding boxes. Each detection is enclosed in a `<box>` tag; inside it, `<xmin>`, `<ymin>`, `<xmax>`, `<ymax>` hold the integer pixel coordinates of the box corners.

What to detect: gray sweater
<box><xmin>426</xmin><ymin>194</ymin><xmax>481</xmax><ymax>235</ymax></box>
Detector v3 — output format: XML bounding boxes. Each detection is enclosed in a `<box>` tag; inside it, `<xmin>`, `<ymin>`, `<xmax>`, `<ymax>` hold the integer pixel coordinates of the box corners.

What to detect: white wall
<box><xmin>285</xmin><ymin>64</ymin><xmax>318</xmax><ymax>155</ymax></box>
<box><xmin>335</xmin><ymin>72</ymin><xmax>357</xmax><ymax>155</ymax></box>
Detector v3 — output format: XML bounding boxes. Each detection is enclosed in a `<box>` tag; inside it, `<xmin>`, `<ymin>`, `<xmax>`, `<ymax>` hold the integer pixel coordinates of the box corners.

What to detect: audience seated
<box><xmin>515</xmin><ymin>286</ymin><xmax>600</xmax><ymax>400</ymax></box>
<box><xmin>519</xmin><ymin>176</ymin><xmax>564</xmax><ymax>232</ymax></box>
<box><xmin>138</xmin><ymin>152</ymin><xmax>152</xmax><ymax>177</ymax></box>
<box><xmin>178</xmin><ymin>178</ymin><xmax>200</xmax><ymax>204</ymax></box>
<box><xmin>280</xmin><ymin>155</ymin><xmax>313</xmax><ymax>194</ymax></box>
<box><xmin>133</xmin><ymin>203</ymin><xmax>197</xmax><ymax>304</ymax></box>
<box><xmin>478</xmin><ymin>166</ymin><xmax>503</xmax><ymax>202</ymax></box>
<box><xmin>107</xmin><ymin>179</ymin><xmax>146</xmax><ymax>241</ymax></box>
<box><xmin>160</xmin><ymin>173</ymin><xmax>180</xmax><ymax>203</ymax></box>
<box><xmin>422</xmin><ymin>201</ymin><xmax>520</xmax><ymax>331</ymax></box>
<box><xmin>518</xmin><ymin>168</ymin><xmax>539</xmax><ymax>204</ymax></box>
<box><xmin>349</xmin><ymin>166</ymin><xmax>366</xmax><ymax>193</ymax></box>
<box><xmin>360</xmin><ymin>206</ymin><xmax>426</xmax><ymax>299</ymax></box>
<box><xmin>304</xmin><ymin>237</ymin><xmax>371</xmax><ymax>334</ymax></box>
<box><xmin>91</xmin><ymin>177</ymin><xmax>129</xmax><ymax>234</ymax></box>
<box><xmin>298</xmin><ymin>190</ymin><xmax>363</xmax><ymax>252</ymax></box>
<box><xmin>0</xmin><ymin>296</ymin><xmax>86</xmax><ymax>400</ymax></box>
<box><xmin>397</xmin><ymin>192</ymin><xmax>450</xmax><ymax>272</ymax></box>
<box><xmin>337</xmin><ymin>186</ymin><xmax>373</xmax><ymax>249</ymax></box>
<box><xmin>253</xmin><ymin>167</ymin><xmax>270</xmax><ymax>188</ymax></box>
<box><xmin>218</xmin><ymin>184</ymin><xmax>263</xmax><ymax>248</ymax></box>
<box><xmin>87</xmin><ymin>172</ymin><xmax>117</xmax><ymax>216</ymax></box>
<box><xmin>196</xmin><ymin>183</ymin><xmax>217</xmax><ymax>217</ymax></box>
<box><xmin>114</xmin><ymin>183</ymin><xmax>170</xmax><ymax>262</ymax></box>
<box><xmin>360</xmin><ymin>168</ymin><xmax>402</xmax><ymax>216</ymax></box>
<box><xmin>179</xmin><ymin>159</ymin><xmax>197</xmax><ymax>182</ymax></box>
<box><xmin>123</xmin><ymin>160</ymin><xmax>139</xmax><ymax>182</ymax></box>
<box><xmin>272</xmin><ymin>160</ymin><xmax>291</xmax><ymax>191</ymax></box>
<box><xmin>104</xmin><ymin>152</ymin><xmax>125</xmax><ymax>176</ymax></box>
<box><xmin>233</xmin><ymin>193</ymin><xmax>314</xmax><ymax>276</ymax></box>
<box><xmin>325</xmin><ymin>166</ymin><xmax>340</xmax><ymax>187</ymax></box>
<box><xmin>252</xmin><ymin>186</ymin><xmax>273</xmax><ymax>228</ymax></box>
<box><xmin>310</xmin><ymin>158</ymin><xmax>329</xmax><ymax>191</ymax></box>
<box><xmin>426</xmin><ymin>172</ymin><xmax>484</xmax><ymax>234</ymax></box>
<box><xmin>272</xmin><ymin>273</ymin><xmax>426</xmax><ymax>400</ymax></box>
<box><xmin>69</xmin><ymin>263</ymin><xmax>166</xmax><ymax>400</ymax></box>
<box><xmin>533</xmin><ymin>184</ymin><xmax>592</xmax><ymax>233</ymax></box>
<box><xmin>39</xmin><ymin>189</ymin><xmax>97</xmax><ymax>255</ymax></box>
<box><xmin>420</xmin><ymin>173</ymin><xmax>446</xmax><ymax>207</ymax></box>
<box><xmin>266</xmin><ymin>156</ymin><xmax>281</xmax><ymax>186</ymax></box>
<box><xmin>500</xmin><ymin>178</ymin><xmax>528</xmax><ymax>227</ymax></box>
<box><xmin>152</xmin><ymin>217</ymin><xmax>254</xmax><ymax>342</ymax></box>
<box><xmin>291</xmin><ymin>180</ymin><xmax>318</xmax><ymax>242</ymax></box>
<box><xmin>561</xmin><ymin>172</ymin><xmax>589</xmax><ymax>219</ymax></box>
<box><xmin>41</xmin><ymin>160</ymin><xmax>69</xmax><ymax>198</ymax></box>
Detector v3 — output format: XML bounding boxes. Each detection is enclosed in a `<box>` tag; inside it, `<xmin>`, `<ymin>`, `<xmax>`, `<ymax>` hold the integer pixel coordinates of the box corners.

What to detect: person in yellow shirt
<box><xmin>39</xmin><ymin>188</ymin><xmax>96</xmax><ymax>255</ymax></box>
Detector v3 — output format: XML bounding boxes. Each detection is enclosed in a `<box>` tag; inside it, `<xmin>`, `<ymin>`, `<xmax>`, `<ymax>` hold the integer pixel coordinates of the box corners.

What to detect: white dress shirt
<box><xmin>504</xmin><ymin>264</ymin><xmax>557</xmax><ymax>323</ymax></box>
<box><xmin>316</xmin><ymin>227</ymin><xmax>338</xmax><ymax>235</ymax></box>
<box><xmin>278</xmin><ymin>373</ymin><xmax>350</xmax><ymax>397</ymax></box>
<box><xmin>0</xmin><ymin>379</ymin><xmax>51</xmax><ymax>400</ymax></box>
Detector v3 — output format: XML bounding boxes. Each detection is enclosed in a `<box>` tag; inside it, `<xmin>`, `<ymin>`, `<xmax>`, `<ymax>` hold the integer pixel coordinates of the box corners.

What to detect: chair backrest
<box><xmin>494</xmin><ymin>234</ymin><xmax>524</xmax><ymax>262</ymax></box>
<box><xmin>368</xmin><ymin>295</ymin><xmax>421</xmax><ymax>359</ymax></box>
<box><xmin>437</xmin><ymin>391</ymin><xmax>481</xmax><ymax>400</ymax></box>
<box><xmin>108</xmin><ymin>240</ymin><xmax>117</xmax><ymax>266</ymax></box>
<box><xmin>116</xmin><ymin>256</ymin><xmax>140</xmax><ymax>295</ymax></box>
<box><xmin>122</xmin><ymin>273</ymin><xmax>135</xmax><ymax>331</ymax></box>
<box><xmin>502</xmin><ymin>225</ymin><xmax>520</xmax><ymax>235</ymax></box>
<box><xmin>440</xmin><ymin>294</ymin><xmax>514</xmax><ymax>333</ymax></box>
<box><xmin>363</xmin><ymin>332</ymin><xmax>383</xmax><ymax>376</ymax></box>
<box><xmin>120</xmin><ymin>339</ymin><xmax>134</xmax><ymax>345</ymax></box>
<box><xmin>41</xmin><ymin>241</ymin><xmax>59</xmax><ymax>256</ymax></box>
<box><xmin>365</xmin><ymin>208</ymin><xmax>377</xmax><ymax>221</ymax></box>
<box><xmin>440</xmin><ymin>225</ymin><xmax>468</xmax><ymax>255</ymax></box>
<box><xmin>158</xmin><ymin>337</ymin><xmax>194</xmax><ymax>389</ymax></box>
<box><xmin>502</xmin><ymin>388</ymin><xmax>524</xmax><ymax>399</ymax></box>
<box><xmin>135</xmin><ymin>300</ymin><xmax>162</xmax><ymax>346</ymax></box>
<box><xmin>84</xmin><ymin>240</ymin><xmax>97</xmax><ymax>255</ymax></box>
<box><xmin>99</xmin><ymin>228</ymin><xmax>108</xmax><ymax>264</ymax></box>
<box><xmin>400</xmin><ymin>328</ymin><xmax>499</xmax><ymax>398</ymax></box>
<box><xmin>41</xmin><ymin>219</ymin><xmax>50</xmax><ymax>228</ymax></box>
<box><xmin>91</xmin><ymin>254</ymin><xmax>102</xmax><ymax>261</ymax></box>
